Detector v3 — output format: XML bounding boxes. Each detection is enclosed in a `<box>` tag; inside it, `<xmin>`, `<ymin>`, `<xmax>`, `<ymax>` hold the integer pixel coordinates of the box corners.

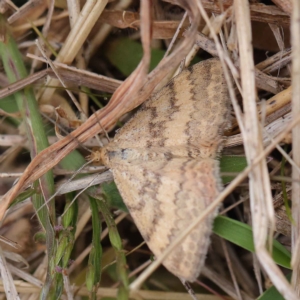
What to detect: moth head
<box><xmin>86</xmin><ymin>148</ymin><xmax>109</xmax><ymax>166</ymax></box>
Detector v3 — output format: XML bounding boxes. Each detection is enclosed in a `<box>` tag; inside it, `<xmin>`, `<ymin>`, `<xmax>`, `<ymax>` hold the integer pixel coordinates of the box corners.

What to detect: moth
<box><xmin>99</xmin><ymin>59</ymin><xmax>230</xmax><ymax>281</ymax></box>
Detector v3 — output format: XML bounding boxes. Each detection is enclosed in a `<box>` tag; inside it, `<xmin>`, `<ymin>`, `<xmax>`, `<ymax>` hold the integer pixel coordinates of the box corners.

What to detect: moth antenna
<box><xmin>57</xmin><ymin>107</ymin><xmax>112</xmax><ymax>217</ymax></box>
<box><xmin>91</xmin><ymin>106</ymin><xmax>110</xmax><ymax>145</ymax></box>
<box><xmin>33</xmin><ymin>159</ymin><xmax>94</xmax><ymax>218</ymax></box>
<box><xmin>60</xmin><ymin>171</ymin><xmax>103</xmax><ymax>218</ymax></box>
<box><xmin>41</xmin><ymin>112</ymin><xmax>92</xmax><ymax>153</ymax></box>
<box><xmin>51</xmin><ymin>105</ymin><xmax>111</xmax><ymax>220</ymax></box>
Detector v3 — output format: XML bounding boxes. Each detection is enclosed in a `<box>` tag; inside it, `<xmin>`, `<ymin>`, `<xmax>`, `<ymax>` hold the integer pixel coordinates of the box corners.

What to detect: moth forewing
<box><xmin>100</xmin><ymin>59</ymin><xmax>230</xmax><ymax>281</ymax></box>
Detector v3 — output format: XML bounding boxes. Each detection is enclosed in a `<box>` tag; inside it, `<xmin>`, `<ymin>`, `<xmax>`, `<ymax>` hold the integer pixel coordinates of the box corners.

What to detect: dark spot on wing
<box><xmin>164</xmin><ymin>152</ymin><xmax>173</xmax><ymax>160</ymax></box>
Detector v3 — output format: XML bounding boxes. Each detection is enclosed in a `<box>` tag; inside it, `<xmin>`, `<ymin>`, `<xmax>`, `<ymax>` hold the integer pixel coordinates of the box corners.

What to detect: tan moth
<box><xmin>99</xmin><ymin>59</ymin><xmax>230</xmax><ymax>281</ymax></box>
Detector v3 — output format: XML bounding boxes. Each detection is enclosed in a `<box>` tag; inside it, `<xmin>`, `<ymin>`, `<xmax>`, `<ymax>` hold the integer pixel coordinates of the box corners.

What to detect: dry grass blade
<box><xmin>201</xmin><ymin>0</ymin><xmax>290</xmax><ymax>26</ymax></box>
<box><xmin>0</xmin><ymin>247</ymin><xmax>19</xmax><ymax>300</ymax></box>
<box><xmin>0</xmin><ymin>58</ymin><xmax>122</xmax><ymax>99</ymax></box>
<box><xmin>271</xmin><ymin>0</ymin><xmax>292</xmax><ymax>14</ymax></box>
<box><xmin>291</xmin><ymin>0</ymin><xmax>300</xmax><ymax>294</ymax></box>
<box><xmin>234</xmin><ymin>1</ymin><xmax>296</xmax><ymax>299</ymax></box>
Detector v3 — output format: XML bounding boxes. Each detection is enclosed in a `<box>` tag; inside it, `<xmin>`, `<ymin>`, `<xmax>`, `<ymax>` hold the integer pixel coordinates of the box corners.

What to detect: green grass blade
<box><xmin>95</xmin><ymin>195</ymin><xmax>129</xmax><ymax>300</ymax></box>
<box><xmin>86</xmin><ymin>197</ymin><xmax>102</xmax><ymax>298</ymax></box>
<box><xmin>0</xmin><ymin>15</ymin><xmax>57</xmax><ymax>298</ymax></box>
<box><xmin>220</xmin><ymin>155</ymin><xmax>247</xmax><ymax>184</ymax></box>
<box><xmin>213</xmin><ymin>216</ymin><xmax>291</xmax><ymax>269</ymax></box>
<box><xmin>258</xmin><ymin>273</ymin><xmax>291</xmax><ymax>300</ymax></box>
